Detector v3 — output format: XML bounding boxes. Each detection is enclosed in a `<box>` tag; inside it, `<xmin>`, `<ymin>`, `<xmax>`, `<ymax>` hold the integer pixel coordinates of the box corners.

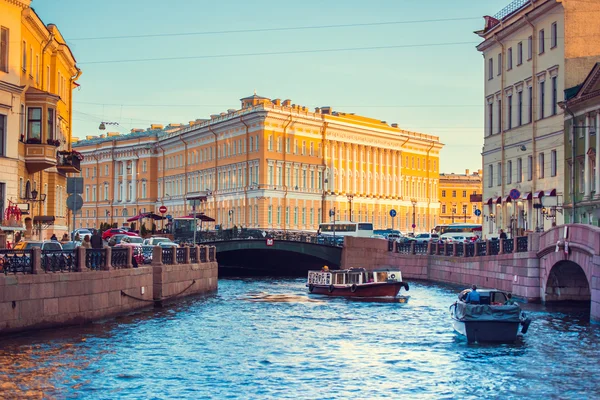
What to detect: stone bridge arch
<box><xmin>537</xmin><ymin>224</ymin><xmax>599</xmax><ymax>318</ymax></box>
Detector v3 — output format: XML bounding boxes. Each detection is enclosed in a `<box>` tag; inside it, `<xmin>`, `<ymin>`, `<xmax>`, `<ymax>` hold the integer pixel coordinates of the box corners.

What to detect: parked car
<box><xmin>143</xmin><ymin>237</ymin><xmax>171</xmax><ymax>246</ymax></box>
<box><xmin>72</xmin><ymin>229</ymin><xmax>92</xmax><ymax>240</ymax></box>
<box><xmin>108</xmin><ymin>234</ymin><xmax>128</xmax><ymax>247</ymax></box>
<box><xmin>13</xmin><ymin>241</ymin><xmax>63</xmax><ymax>251</ymax></box>
<box><xmin>61</xmin><ymin>241</ymin><xmax>82</xmax><ymax>250</ymax></box>
<box><xmin>409</xmin><ymin>233</ymin><xmax>440</xmax><ymax>244</ymax></box>
<box><xmin>158</xmin><ymin>241</ymin><xmax>178</xmax><ymax>248</ymax></box>
<box><xmin>118</xmin><ymin>236</ymin><xmax>144</xmax><ymax>246</ymax></box>
<box><xmin>440</xmin><ymin>233</ymin><xmax>478</xmax><ymax>244</ymax></box>
<box><xmin>102</xmin><ymin>228</ymin><xmax>126</xmax><ymax>240</ymax></box>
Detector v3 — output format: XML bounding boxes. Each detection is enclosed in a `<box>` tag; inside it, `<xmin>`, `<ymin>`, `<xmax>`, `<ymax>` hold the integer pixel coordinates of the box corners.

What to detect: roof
<box><xmin>565</xmin><ymin>85</ymin><xmax>583</xmax><ymax>101</ymax></box>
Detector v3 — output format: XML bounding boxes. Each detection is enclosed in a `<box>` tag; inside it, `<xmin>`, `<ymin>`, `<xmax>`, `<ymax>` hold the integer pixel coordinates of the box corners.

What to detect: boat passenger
<box><xmin>322</xmin><ymin>265</ymin><xmax>329</xmax><ymax>272</ymax></box>
<box><xmin>464</xmin><ymin>285</ymin><xmax>480</xmax><ymax>304</ymax></box>
<box><xmin>504</xmin><ymin>293</ymin><xmax>517</xmax><ymax>305</ymax></box>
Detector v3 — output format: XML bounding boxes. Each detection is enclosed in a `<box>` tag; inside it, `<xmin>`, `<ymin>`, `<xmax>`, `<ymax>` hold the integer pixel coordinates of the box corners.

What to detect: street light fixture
<box><xmin>99</xmin><ymin>121</ymin><xmax>119</xmax><ymax>130</ymax></box>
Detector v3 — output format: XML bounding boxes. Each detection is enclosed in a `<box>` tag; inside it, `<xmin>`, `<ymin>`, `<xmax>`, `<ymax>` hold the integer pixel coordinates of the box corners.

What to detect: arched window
<box><xmin>25</xmin><ymin>180</ymin><xmax>31</xmax><ymax>198</ymax></box>
<box><xmin>122</xmin><ymin>209</ymin><xmax>128</xmax><ymax>217</ymax></box>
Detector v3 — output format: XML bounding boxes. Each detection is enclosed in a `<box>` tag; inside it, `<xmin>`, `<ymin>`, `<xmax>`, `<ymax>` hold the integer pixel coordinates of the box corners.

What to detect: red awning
<box><xmin>503</xmin><ymin>196</ymin><xmax>513</xmax><ymax>203</ymax></box>
<box><xmin>533</xmin><ymin>191</ymin><xmax>544</xmax><ymax>199</ymax></box>
<box><xmin>520</xmin><ymin>192</ymin><xmax>532</xmax><ymax>200</ymax></box>
<box><xmin>543</xmin><ymin>189</ymin><xmax>557</xmax><ymax>196</ymax></box>
<box><xmin>487</xmin><ymin>197</ymin><xmax>501</xmax><ymax>205</ymax></box>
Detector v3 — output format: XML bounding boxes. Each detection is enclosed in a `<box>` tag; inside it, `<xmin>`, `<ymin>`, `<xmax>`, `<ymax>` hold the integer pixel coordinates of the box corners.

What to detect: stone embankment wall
<box><xmin>0</xmin><ymin>246</ymin><xmax>218</xmax><ymax>335</ymax></box>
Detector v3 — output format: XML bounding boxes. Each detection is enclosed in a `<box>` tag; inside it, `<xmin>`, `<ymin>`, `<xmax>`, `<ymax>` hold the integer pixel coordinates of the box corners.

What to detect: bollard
<box><xmin>485</xmin><ymin>240</ymin><xmax>490</xmax><ymax>256</ymax></box>
<box><xmin>463</xmin><ymin>242</ymin><xmax>467</xmax><ymax>257</ymax></box>
<box><xmin>77</xmin><ymin>247</ymin><xmax>86</xmax><ymax>272</ymax></box>
<box><xmin>474</xmin><ymin>241</ymin><xmax>479</xmax><ymax>257</ymax></box>
<box><xmin>103</xmin><ymin>247</ymin><xmax>112</xmax><ymax>270</ymax></box>
<box><xmin>126</xmin><ymin>246</ymin><xmax>134</xmax><ymax>268</ymax></box>
<box><xmin>194</xmin><ymin>246</ymin><xmax>200</xmax><ymax>263</ymax></box>
<box><xmin>32</xmin><ymin>247</ymin><xmax>42</xmax><ymax>274</ymax></box>
<box><xmin>171</xmin><ymin>247</ymin><xmax>178</xmax><ymax>264</ymax></box>
<box><xmin>452</xmin><ymin>243</ymin><xmax>457</xmax><ymax>257</ymax></box>
<box><xmin>426</xmin><ymin>241</ymin><xmax>431</xmax><ymax>255</ymax></box>
<box><xmin>513</xmin><ymin>237</ymin><xmax>519</xmax><ymax>252</ymax></box>
<box><xmin>151</xmin><ymin>245</ymin><xmax>163</xmax><ymax>266</ymax></box>
<box><xmin>184</xmin><ymin>247</ymin><xmax>190</xmax><ymax>264</ymax></box>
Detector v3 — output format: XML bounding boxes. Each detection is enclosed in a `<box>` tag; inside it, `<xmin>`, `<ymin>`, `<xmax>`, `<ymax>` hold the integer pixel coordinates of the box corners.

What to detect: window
<box><xmin>255</xmin><ymin>135</ymin><xmax>259</xmax><ymax>151</ymax></box>
<box><xmin>441</xmin><ymin>190</ymin><xmax>446</xmax><ymax>198</ymax></box>
<box><xmin>35</xmin><ymin>54</ymin><xmax>39</xmax><ymax>83</ymax></box>
<box><xmin>0</xmin><ymin>27</ymin><xmax>8</xmax><ymax>73</ymax></box>
<box><xmin>462</xmin><ymin>205</ymin><xmax>468</xmax><ymax>214</ymax></box>
<box><xmin>488</xmin><ymin>58</ymin><xmax>493</xmax><ymax>80</ymax></box>
<box><xmin>302</xmin><ymin>141</ymin><xmax>306</xmax><ymax>155</ymax></box>
<box><xmin>507</xmin><ymin>95</ymin><xmax>513</xmax><ymax>129</ymax></box>
<box><xmin>286</xmin><ymin>138</ymin><xmax>290</xmax><ymax>153</ymax></box>
<box><xmin>249</xmin><ymin>137</ymin><xmax>253</xmax><ymax>152</ymax></box>
<box><xmin>528</xmin><ymin>86</ymin><xmax>533</xmax><ymax>123</ymax></box>
<box><xmin>22</xmin><ymin>40</ymin><xmax>26</xmax><ymax>72</ymax></box>
<box><xmin>527</xmin><ymin>156</ymin><xmax>533</xmax><ymax>181</ymax></box>
<box><xmin>551</xmin><ymin>150</ymin><xmax>557</xmax><ymax>177</ymax></box>
<box><xmin>518</xmin><ymin>91</ymin><xmax>523</xmax><ymax>126</ymax></box>
<box><xmin>551</xmin><ymin>22</ymin><xmax>558</xmax><ymax>48</ymax></box>
<box><xmin>517</xmin><ymin>42</ymin><xmax>523</xmax><ymax>65</ymax></box>
<box><xmin>507</xmin><ymin>48</ymin><xmax>513</xmax><ymax>70</ymax></box>
<box><xmin>442</xmin><ymin>205</ymin><xmax>446</xmax><ymax>214</ymax></box>
<box><xmin>0</xmin><ymin>114</ymin><xmax>5</xmax><ymax>156</ymax></box>
<box><xmin>497</xmin><ymin>163</ymin><xmax>502</xmax><ymax>186</ymax></box>
<box><xmin>142</xmin><ymin>160</ymin><xmax>147</xmax><ymax>172</ymax></box>
<box><xmin>105</xmin><ymin>165</ymin><xmax>108</xmax><ymax>176</ymax></box>
<box><xmin>488</xmin><ymin>102</ymin><xmax>493</xmax><ymax>136</ymax></box>
<box><xmin>142</xmin><ymin>182</ymin><xmax>147</xmax><ymax>198</ymax></box>
<box><xmin>27</xmin><ymin>108</ymin><xmax>42</xmax><ymax>140</ymax></box>
<box><xmin>579</xmin><ymin>161</ymin><xmax>585</xmax><ymax>193</ymax></box>
<box><xmin>497</xmin><ymin>53</ymin><xmax>502</xmax><ymax>76</ymax></box>
<box><xmin>527</xmin><ymin>36</ymin><xmax>533</xmax><ymax>60</ymax></box>
<box><xmin>462</xmin><ymin>190</ymin><xmax>467</xmax><ymax>197</ymax></box>
<box><xmin>310</xmin><ymin>142</ymin><xmax>314</xmax><ymax>156</ymax></box>
<box><xmin>452</xmin><ymin>190</ymin><xmax>456</xmax><ymax>197</ymax></box>
<box><xmin>507</xmin><ymin>160</ymin><xmax>512</xmax><ymax>184</ymax></box>
<box><xmin>497</xmin><ymin>99</ymin><xmax>502</xmax><ymax>133</ymax></box>
<box><xmin>538</xmin><ymin>153</ymin><xmax>545</xmax><ymax>179</ymax></box>
<box><xmin>268</xmin><ymin>205</ymin><xmax>272</xmax><ymax>225</ymax></box>
<box><xmin>551</xmin><ymin>76</ymin><xmax>558</xmax><ymax>115</ymax></box>
<box><xmin>539</xmin><ymin>81</ymin><xmax>545</xmax><ymax>119</ymax></box>
<box><xmin>47</xmin><ymin>108</ymin><xmax>55</xmax><ymax>140</ymax></box>
<box><xmin>539</xmin><ymin>29</ymin><xmax>545</xmax><ymax>54</ymax></box>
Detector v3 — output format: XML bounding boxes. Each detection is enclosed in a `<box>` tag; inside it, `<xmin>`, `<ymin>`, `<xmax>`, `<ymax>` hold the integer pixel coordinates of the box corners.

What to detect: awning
<box><xmin>520</xmin><ymin>192</ymin><xmax>532</xmax><ymax>200</ymax></box>
<box><xmin>543</xmin><ymin>189</ymin><xmax>557</xmax><ymax>197</ymax></box>
<box><xmin>0</xmin><ymin>226</ymin><xmax>26</xmax><ymax>232</ymax></box>
<box><xmin>503</xmin><ymin>196</ymin><xmax>513</xmax><ymax>203</ymax></box>
<box><xmin>33</xmin><ymin>216</ymin><xmax>55</xmax><ymax>225</ymax></box>
<box><xmin>533</xmin><ymin>191</ymin><xmax>544</xmax><ymax>199</ymax></box>
<box><xmin>183</xmin><ymin>214</ymin><xmax>216</xmax><ymax>222</ymax></box>
<box><xmin>127</xmin><ymin>212</ymin><xmax>166</xmax><ymax>222</ymax></box>
<box><xmin>486</xmin><ymin>197</ymin><xmax>501</xmax><ymax>205</ymax></box>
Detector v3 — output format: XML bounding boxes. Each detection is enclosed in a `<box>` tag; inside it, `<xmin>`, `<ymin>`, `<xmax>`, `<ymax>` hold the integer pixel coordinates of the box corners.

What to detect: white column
<box><xmin>329</xmin><ymin>142</ymin><xmax>335</xmax><ymax>192</ymax></box>
<box><xmin>113</xmin><ymin>161</ymin><xmax>119</xmax><ymax>202</ymax></box>
<box><xmin>391</xmin><ymin>151</ymin><xmax>396</xmax><ymax>197</ymax></box>
<box><xmin>131</xmin><ymin>159</ymin><xmax>137</xmax><ymax>202</ymax></box>
<box><xmin>123</xmin><ymin>160</ymin><xmax>129</xmax><ymax>202</ymax></box>
<box><xmin>359</xmin><ymin>146</ymin><xmax>364</xmax><ymax>195</ymax></box>
<box><xmin>596</xmin><ymin>112</ymin><xmax>600</xmax><ymax>199</ymax></box>
<box><xmin>584</xmin><ymin>115</ymin><xmax>591</xmax><ymax>199</ymax></box>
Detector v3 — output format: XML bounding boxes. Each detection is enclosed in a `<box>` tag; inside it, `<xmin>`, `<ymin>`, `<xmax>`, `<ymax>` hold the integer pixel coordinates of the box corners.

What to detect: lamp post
<box><xmin>228</xmin><ymin>209</ymin><xmax>234</xmax><ymax>229</ymax></box>
<box><xmin>329</xmin><ymin>208</ymin><xmax>336</xmax><ymax>243</ymax></box>
<box><xmin>21</xmin><ymin>188</ymin><xmax>47</xmax><ymax>240</ymax></box>
<box><xmin>411</xmin><ymin>199</ymin><xmax>417</xmax><ymax>235</ymax></box>
<box><xmin>346</xmin><ymin>194</ymin><xmax>354</xmax><ymax>222</ymax></box>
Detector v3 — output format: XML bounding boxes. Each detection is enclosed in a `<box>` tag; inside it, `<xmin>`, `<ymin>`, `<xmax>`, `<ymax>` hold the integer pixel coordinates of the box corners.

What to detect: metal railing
<box><xmin>493</xmin><ymin>0</ymin><xmax>529</xmax><ymax>21</ymax></box>
<box><xmin>200</xmin><ymin>247</ymin><xmax>207</xmax><ymax>262</ymax></box>
<box><xmin>503</xmin><ymin>238</ymin><xmax>514</xmax><ymax>254</ymax></box>
<box><xmin>396</xmin><ymin>243</ymin><xmax>411</xmax><ymax>254</ymax></box>
<box><xmin>477</xmin><ymin>242</ymin><xmax>487</xmax><ymax>256</ymax></box>
<box><xmin>176</xmin><ymin>248</ymin><xmax>186</xmax><ymax>264</ymax></box>
<box><xmin>517</xmin><ymin>236</ymin><xmax>528</xmax><ymax>252</ymax></box>
<box><xmin>111</xmin><ymin>248</ymin><xmax>128</xmax><ymax>269</ymax></box>
<box><xmin>189</xmin><ymin>248</ymin><xmax>198</xmax><ymax>263</ymax></box>
<box><xmin>41</xmin><ymin>250</ymin><xmax>77</xmax><ymax>272</ymax></box>
<box><xmin>444</xmin><ymin>243</ymin><xmax>453</xmax><ymax>256</ymax></box>
<box><xmin>0</xmin><ymin>250</ymin><xmax>33</xmax><ymax>274</ymax></box>
<box><xmin>85</xmin><ymin>249</ymin><xmax>106</xmax><ymax>270</ymax></box>
<box><xmin>162</xmin><ymin>248</ymin><xmax>174</xmax><ymax>265</ymax></box>
<box><xmin>465</xmin><ymin>243</ymin><xmax>475</xmax><ymax>257</ymax></box>
<box><xmin>489</xmin><ymin>240</ymin><xmax>500</xmax><ymax>256</ymax></box>
<box><xmin>415</xmin><ymin>243</ymin><xmax>428</xmax><ymax>255</ymax></box>
<box><xmin>209</xmin><ymin>247</ymin><xmax>216</xmax><ymax>262</ymax></box>
<box><xmin>455</xmin><ymin>244</ymin><xmax>464</xmax><ymax>257</ymax></box>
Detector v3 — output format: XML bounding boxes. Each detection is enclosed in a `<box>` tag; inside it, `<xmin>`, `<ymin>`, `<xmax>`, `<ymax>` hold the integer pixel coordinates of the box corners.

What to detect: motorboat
<box><xmin>306</xmin><ymin>267</ymin><xmax>409</xmax><ymax>299</ymax></box>
<box><xmin>449</xmin><ymin>288</ymin><xmax>532</xmax><ymax>343</ymax></box>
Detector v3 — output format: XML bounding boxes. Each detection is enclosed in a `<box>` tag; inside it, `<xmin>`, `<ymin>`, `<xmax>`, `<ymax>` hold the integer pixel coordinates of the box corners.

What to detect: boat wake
<box><xmin>242</xmin><ymin>292</ymin><xmax>325</xmax><ymax>303</ymax></box>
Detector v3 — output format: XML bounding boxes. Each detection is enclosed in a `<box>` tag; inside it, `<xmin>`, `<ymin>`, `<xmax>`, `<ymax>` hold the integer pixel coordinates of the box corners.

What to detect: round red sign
<box><xmin>159</xmin><ymin>205</ymin><xmax>167</xmax><ymax>214</ymax></box>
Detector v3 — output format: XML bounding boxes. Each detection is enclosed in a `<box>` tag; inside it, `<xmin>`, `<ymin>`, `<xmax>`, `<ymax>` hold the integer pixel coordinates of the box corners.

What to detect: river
<box><xmin>0</xmin><ymin>278</ymin><xmax>599</xmax><ymax>399</ymax></box>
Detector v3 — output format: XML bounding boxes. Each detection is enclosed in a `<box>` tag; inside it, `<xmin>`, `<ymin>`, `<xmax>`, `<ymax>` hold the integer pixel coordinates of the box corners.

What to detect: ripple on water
<box><xmin>0</xmin><ymin>278</ymin><xmax>599</xmax><ymax>399</ymax></box>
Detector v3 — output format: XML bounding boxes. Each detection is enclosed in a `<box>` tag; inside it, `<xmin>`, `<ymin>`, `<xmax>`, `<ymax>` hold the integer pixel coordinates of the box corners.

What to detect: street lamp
<box><xmin>411</xmin><ymin>199</ymin><xmax>417</xmax><ymax>235</ymax></box>
<box><xmin>228</xmin><ymin>209</ymin><xmax>234</xmax><ymax>228</ymax></box>
<box><xmin>329</xmin><ymin>208</ymin><xmax>336</xmax><ymax>243</ymax></box>
<box><xmin>99</xmin><ymin>121</ymin><xmax>119</xmax><ymax>130</ymax></box>
<box><xmin>21</xmin><ymin>188</ymin><xmax>47</xmax><ymax>240</ymax></box>
<box><xmin>346</xmin><ymin>194</ymin><xmax>354</xmax><ymax>222</ymax></box>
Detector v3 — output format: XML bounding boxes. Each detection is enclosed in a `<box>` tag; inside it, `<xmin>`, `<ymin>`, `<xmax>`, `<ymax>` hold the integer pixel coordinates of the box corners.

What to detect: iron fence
<box><xmin>430</xmin><ymin>243</ymin><xmax>438</xmax><ymax>255</ymax></box>
<box><xmin>85</xmin><ymin>249</ymin><xmax>106</xmax><ymax>270</ymax></box>
<box><xmin>0</xmin><ymin>250</ymin><xmax>33</xmax><ymax>274</ymax></box>
<box><xmin>176</xmin><ymin>248</ymin><xmax>186</xmax><ymax>264</ymax></box>
<box><xmin>455</xmin><ymin>243</ymin><xmax>464</xmax><ymax>257</ymax></box>
<box><xmin>162</xmin><ymin>248</ymin><xmax>174</xmax><ymax>265</ymax></box>
<box><xmin>503</xmin><ymin>238</ymin><xmax>514</xmax><ymax>254</ymax></box>
<box><xmin>190</xmin><ymin>247</ymin><xmax>198</xmax><ymax>263</ymax></box>
<box><xmin>445</xmin><ymin>243</ymin><xmax>453</xmax><ymax>256</ymax></box>
<box><xmin>209</xmin><ymin>247</ymin><xmax>216</xmax><ymax>262</ymax></box>
<box><xmin>41</xmin><ymin>250</ymin><xmax>77</xmax><ymax>272</ymax></box>
<box><xmin>396</xmin><ymin>243</ymin><xmax>411</xmax><ymax>254</ymax></box>
<box><xmin>388</xmin><ymin>240</ymin><xmax>394</xmax><ymax>252</ymax></box>
<box><xmin>111</xmin><ymin>248</ymin><xmax>129</xmax><ymax>269</ymax></box>
<box><xmin>517</xmin><ymin>236</ymin><xmax>528</xmax><ymax>252</ymax></box>
<box><xmin>489</xmin><ymin>240</ymin><xmax>500</xmax><ymax>256</ymax></box>
<box><xmin>465</xmin><ymin>243</ymin><xmax>475</xmax><ymax>257</ymax></box>
<box><xmin>415</xmin><ymin>243</ymin><xmax>428</xmax><ymax>255</ymax></box>
<box><xmin>200</xmin><ymin>247</ymin><xmax>207</xmax><ymax>262</ymax></box>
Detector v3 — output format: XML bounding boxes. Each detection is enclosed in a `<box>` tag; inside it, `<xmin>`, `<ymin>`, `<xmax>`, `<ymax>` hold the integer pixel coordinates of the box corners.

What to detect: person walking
<box><xmin>90</xmin><ymin>230</ymin><xmax>103</xmax><ymax>249</ymax></box>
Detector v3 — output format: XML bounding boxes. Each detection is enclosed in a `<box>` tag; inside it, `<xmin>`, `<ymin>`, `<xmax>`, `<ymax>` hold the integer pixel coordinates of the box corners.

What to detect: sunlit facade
<box><xmin>0</xmin><ymin>0</ymin><xmax>81</xmax><ymax>240</ymax></box>
<box><xmin>74</xmin><ymin>95</ymin><xmax>443</xmax><ymax>232</ymax></box>
<box><xmin>438</xmin><ymin>170</ymin><xmax>483</xmax><ymax>226</ymax></box>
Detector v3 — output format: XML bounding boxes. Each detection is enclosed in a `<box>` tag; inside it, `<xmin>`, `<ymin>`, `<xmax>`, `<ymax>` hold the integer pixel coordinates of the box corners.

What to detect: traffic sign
<box><xmin>509</xmin><ymin>189</ymin><xmax>521</xmax><ymax>200</ymax></box>
<box><xmin>159</xmin><ymin>205</ymin><xmax>167</xmax><ymax>214</ymax></box>
<box><xmin>474</xmin><ymin>209</ymin><xmax>482</xmax><ymax>217</ymax></box>
<box><xmin>66</xmin><ymin>194</ymin><xmax>84</xmax><ymax>211</ymax></box>
<box><xmin>412</xmin><ymin>223</ymin><xmax>416</xmax><ymax>229</ymax></box>
<box><xmin>390</xmin><ymin>209</ymin><xmax>397</xmax><ymax>217</ymax></box>
<box><xmin>266</xmin><ymin>238</ymin><xmax>274</xmax><ymax>246</ymax></box>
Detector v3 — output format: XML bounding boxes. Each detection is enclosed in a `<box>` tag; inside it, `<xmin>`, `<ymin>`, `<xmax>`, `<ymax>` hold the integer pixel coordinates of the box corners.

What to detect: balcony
<box><xmin>56</xmin><ymin>150</ymin><xmax>82</xmax><ymax>173</ymax></box>
<box><xmin>23</xmin><ymin>140</ymin><xmax>57</xmax><ymax>173</ymax></box>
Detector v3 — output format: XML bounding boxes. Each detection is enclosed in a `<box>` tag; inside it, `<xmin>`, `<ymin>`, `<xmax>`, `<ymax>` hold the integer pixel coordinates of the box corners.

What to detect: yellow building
<box><xmin>0</xmin><ymin>0</ymin><xmax>81</xmax><ymax>241</ymax></box>
<box><xmin>438</xmin><ymin>170</ymin><xmax>483</xmax><ymax>226</ymax></box>
<box><xmin>74</xmin><ymin>94</ymin><xmax>443</xmax><ymax>233</ymax></box>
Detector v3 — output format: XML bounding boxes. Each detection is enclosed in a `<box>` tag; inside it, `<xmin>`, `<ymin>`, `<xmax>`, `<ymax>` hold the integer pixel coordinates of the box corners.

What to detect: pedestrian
<box><xmin>499</xmin><ymin>229</ymin><xmax>508</xmax><ymax>240</ymax></box>
<box><xmin>61</xmin><ymin>233</ymin><xmax>69</xmax><ymax>243</ymax></box>
<box><xmin>504</xmin><ymin>293</ymin><xmax>517</xmax><ymax>305</ymax></box>
<box><xmin>90</xmin><ymin>230</ymin><xmax>103</xmax><ymax>249</ymax></box>
<box><xmin>81</xmin><ymin>235</ymin><xmax>92</xmax><ymax>248</ymax></box>
<box><xmin>74</xmin><ymin>233</ymin><xmax>81</xmax><ymax>242</ymax></box>
<box><xmin>14</xmin><ymin>231</ymin><xmax>21</xmax><ymax>244</ymax></box>
<box><xmin>50</xmin><ymin>233</ymin><xmax>58</xmax><ymax>241</ymax></box>
<box><xmin>465</xmin><ymin>285</ymin><xmax>481</xmax><ymax>304</ymax></box>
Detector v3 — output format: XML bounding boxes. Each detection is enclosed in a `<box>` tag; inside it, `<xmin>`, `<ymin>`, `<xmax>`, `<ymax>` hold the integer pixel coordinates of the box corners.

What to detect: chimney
<box><xmin>282</xmin><ymin>99</ymin><xmax>291</xmax><ymax>107</ymax></box>
<box><xmin>85</xmin><ymin>135</ymin><xmax>95</xmax><ymax>140</ymax></box>
<box><xmin>227</xmin><ymin>109</ymin><xmax>236</xmax><ymax>113</ymax></box>
<box><xmin>150</xmin><ymin>124</ymin><xmax>164</xmax><ymax>130</ymax></box>
<box><xmin>466</xmin><ymin>169</ymin><xmax>470</xmax><ymax>175</ymax></box>
<box><xmin>391</xmin><ymin>123</ymin><xmax>398</xmax><ymax>128</ymax></box>
<box><xmin>273</xmin><ymin>99</ymin><xmax>281</xmax><ymax>106</ymax></box>
<box><xmin>210</xmin><ymin>114</ymin><xmax>219</xmax><ymax>119</ymax></box>
<box><xmin>321</xmin><ymin>106</ymin><xmax>331</xmax><ymax>115</ymax></box>
<box><xmin>220</xmin><ymin>112</ymin><xmax>227</xmax><ymax>116</ymax></box>
<box><xmin>315</xmin><ymin>107</ymin><xmax>321</xmax><ymax>113</ymax></box>
<box><xmin>107</xmin><ymin>132</ymin><xmax>120</xmax><ymax>137</ymax></box>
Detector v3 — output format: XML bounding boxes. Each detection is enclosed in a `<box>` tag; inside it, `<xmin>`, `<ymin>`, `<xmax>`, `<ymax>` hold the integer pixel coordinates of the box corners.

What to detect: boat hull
<box><xmin>308</xmin><ymin>282</ymin><xmax>406</xmax><ymax>298</ymax></box>
<box><xmin>451</xmin><ymin>318</ymin><xmax>520</xmax><ymax>343</ymax></box>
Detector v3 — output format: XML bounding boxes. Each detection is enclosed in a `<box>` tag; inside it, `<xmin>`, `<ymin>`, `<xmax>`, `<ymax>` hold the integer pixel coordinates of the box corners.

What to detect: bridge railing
<box><xmin>386</xmin><ymin>236</ymin><xmax>529</xmax><ymax>258</ymax></box>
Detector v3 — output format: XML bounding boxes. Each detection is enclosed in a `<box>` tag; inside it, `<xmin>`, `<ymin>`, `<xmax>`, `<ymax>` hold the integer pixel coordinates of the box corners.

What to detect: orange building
<box><xmin>73</xmin><ymin>95</ymin><xmax>443</xmax><ymax>233</ymax></box>
<box><xmin>438</xmin><ymin>170</ymin><xmax>483</xmax><ymax>226</ymax></box>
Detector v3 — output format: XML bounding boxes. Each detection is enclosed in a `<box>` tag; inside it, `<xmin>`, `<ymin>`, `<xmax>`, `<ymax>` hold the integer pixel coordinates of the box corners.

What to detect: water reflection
<box><xmin>0</xmin><ymin>279</ymin><xmax>599</xmax><ymax>399</ymax></box>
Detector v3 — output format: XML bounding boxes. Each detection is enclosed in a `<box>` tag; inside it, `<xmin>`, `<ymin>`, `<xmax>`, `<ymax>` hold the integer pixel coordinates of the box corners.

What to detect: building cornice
<box><xmin>0</xmin><ymin>81</ymin><xmax>25</xmax><ymax>95</ymax></box>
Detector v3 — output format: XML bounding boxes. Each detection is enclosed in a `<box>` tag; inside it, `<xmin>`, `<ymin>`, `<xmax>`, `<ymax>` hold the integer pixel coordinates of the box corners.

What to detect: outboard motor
<box><xmin>521</xmin><ymin>313</ymin><xmax>532</xmax><ymax>334</ymax></box>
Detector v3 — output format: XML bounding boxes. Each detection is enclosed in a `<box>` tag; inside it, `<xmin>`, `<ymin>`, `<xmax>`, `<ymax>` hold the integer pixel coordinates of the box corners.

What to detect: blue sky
<box><xmin>32</xmin><ymin>0</ymin><xmax>510</xmax><ymax>172</ymax></box>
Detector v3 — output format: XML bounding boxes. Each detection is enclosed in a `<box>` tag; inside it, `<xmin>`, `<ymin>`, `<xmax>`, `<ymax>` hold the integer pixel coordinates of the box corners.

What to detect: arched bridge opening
<box><xmin>545</xmin><ymin>260</ymin><xmax>591</xmax><ymax>304</ymax></box>
<box><xmin>205</xmin><ymin>240</ymin><xmax>343</xmax><ymax>276</ymax></box>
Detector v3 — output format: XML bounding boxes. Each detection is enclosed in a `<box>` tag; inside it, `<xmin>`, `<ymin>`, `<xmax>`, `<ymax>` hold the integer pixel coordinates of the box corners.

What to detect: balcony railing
<box><xmin>57</xmin><ymin>150</ymin><xmax>82</xmax><ymax>173</ymax></box>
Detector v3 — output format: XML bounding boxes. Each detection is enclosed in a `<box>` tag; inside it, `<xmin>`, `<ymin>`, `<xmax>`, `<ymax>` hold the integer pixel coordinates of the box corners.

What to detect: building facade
<box><xmin>0</xmin><ymin>0</ymin><xmax>81</xmax><ymax>242</ymax></box>
<box><xmin>73</xmin><ymin>95</ymin><xmax>443</xmax><ymax>233</ymax></box>
<box><xmin>476</xmin><ymin>0</ymin><xmax>600</xmax><ymax>238</ymax></box>
<box><xmin>561</xmin><ymin>63</ymin><xmax>600</xmax><ymax>225</ymax></box>
<box><xmin>438</xmin><ymin>170</ymin><xmax>483</xmax><ymax>226</ymax></box>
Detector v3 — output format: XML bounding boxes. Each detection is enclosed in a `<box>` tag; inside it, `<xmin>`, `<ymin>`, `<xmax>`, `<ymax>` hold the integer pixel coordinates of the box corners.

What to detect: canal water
<box><xmin>1</xmin><ymin>278</ymin><xmax>599</xmax><ymax>399</ymax></box>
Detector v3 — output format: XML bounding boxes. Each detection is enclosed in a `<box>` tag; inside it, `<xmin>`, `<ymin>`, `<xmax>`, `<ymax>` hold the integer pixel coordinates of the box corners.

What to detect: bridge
<box><xmin>203</xmin><ymin>236</ymin><xmax>343</xmax><ymax>273</ymax></box>
<box><xmin>342</xmin><ymin>224</ymin><xmax>600</xmax><ymax>322</ymax></box>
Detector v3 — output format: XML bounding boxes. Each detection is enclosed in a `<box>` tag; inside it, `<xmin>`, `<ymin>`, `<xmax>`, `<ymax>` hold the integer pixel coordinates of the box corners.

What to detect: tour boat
<box><xmin>306</xmin><ymin>267</ymin><xmax>409</xmax><ymax>299</ymax></box>
<box><xmin>449</xmin><ymin>288</ymin><xmax>532</xmax><ymax>343</ymax></box>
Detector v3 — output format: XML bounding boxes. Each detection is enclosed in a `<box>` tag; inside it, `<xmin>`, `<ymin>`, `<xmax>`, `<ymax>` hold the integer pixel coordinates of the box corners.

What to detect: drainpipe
<box><xmin>281</xmin><ymin>112</ymin><xmax>293</xmax><ymax>232</ymax></box>
<box><xmin>525</xmin><ymin>14</ymin><xmax>538</xmax><ymax>231</ymax></box>
<box><xmin>40</xmin><ymin>32</ymin><xmax>54</xmax><ymax>92</ymax></box>
<box><xmin>493</xmin><ymin>33</ymin><xmax>508</xmax><ymax>234</ymax></box>
<box><xmin>320</xmin><ymin>120</ymin><xmax>329</xmax><ymax>223</ymax></box>
<box><xmin>425</xmin><ymin>140</ymin><xmax>435</xmax><ymax>229</ymax></box>
<box><xmin>563</xmin><ymin>105</ymin><xmax>577</xmax><ymax>223</ymax></box>
<box><xmin>156</xmin><ymin>141</ymin><xmax>167</xmax><ymax>230</ymax></box>
<box><xmin>178</xmin><ymin>134</ymin><xmax>189</xmax><ymax>215</ymax></box>
<box><xmin>208</xmin><ymin>124</ymin><xmax>219</xmax><ymax>224</ymax></box>
<box><xmin>240</xmin><ymin>116</ymin><xmax>250</xmax><ymax>228</ymax></box>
